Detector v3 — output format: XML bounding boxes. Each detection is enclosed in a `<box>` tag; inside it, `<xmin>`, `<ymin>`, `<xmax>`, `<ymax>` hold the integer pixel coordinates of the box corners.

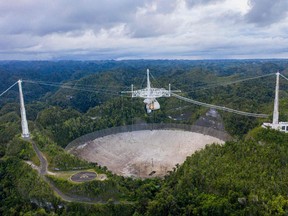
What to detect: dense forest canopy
<box><xmin>1</xmin><ymin>59</ymin><xmax>288</xmax><ymax>215</ymax></box>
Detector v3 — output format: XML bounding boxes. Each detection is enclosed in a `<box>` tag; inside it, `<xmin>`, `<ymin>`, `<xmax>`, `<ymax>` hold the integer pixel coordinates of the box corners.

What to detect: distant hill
<box><xmin>2</xmin><ymin>60</ymin><xmax>288</xmax><ymax>215</ymax></box>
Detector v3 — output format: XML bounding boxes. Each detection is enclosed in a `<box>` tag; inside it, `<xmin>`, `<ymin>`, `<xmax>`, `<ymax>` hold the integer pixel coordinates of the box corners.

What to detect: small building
<box><xmin>262</xmin><ymin>72</ymin><xmax>288</xmax><ymax>132</ymax></box>
<box><xmin>262</xmin><ymin>122</ymin><xmax>288</xmax><ymax>132</ymax></box>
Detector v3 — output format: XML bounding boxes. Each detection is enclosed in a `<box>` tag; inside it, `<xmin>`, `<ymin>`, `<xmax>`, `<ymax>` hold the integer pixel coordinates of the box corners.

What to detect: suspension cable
<box><xmin>23</xmin><ymin>80</ymin><xmax>130</xmax><ymax>97</ymax></box>
<box><xmin>280</xmin><ymin>73</ymin><xmax>288</xmax><ymax>81</ymax></box>
<box><xmin>0</xmin><ymin>81</ymin><xmax>18</xmax><ymax>97</ymax></box>
<box><xmin>172</xmin><ymin>93</ymin><xmax>269</xmax><ymax>118</ymax></box>
<box><xmin>178</xmin><ymin>73</ymin><xmax>275</xmax><ymax>93</ymax></box>
<box><xmin>0</xmin><ymin>72</ymin><xmax>278</xmax><ymax>118</ymax></box>
<box><xmin>23</xmin><ymin>79</ymin><xmax>128</xmax><ymax>90</ymax></box>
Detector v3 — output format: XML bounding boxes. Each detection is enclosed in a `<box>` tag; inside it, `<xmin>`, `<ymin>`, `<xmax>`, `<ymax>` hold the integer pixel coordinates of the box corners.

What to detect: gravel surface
<box><xmin>70</xmin><ymin>172</ymin><xmax>97</xmax><ymax>182</ymax></box>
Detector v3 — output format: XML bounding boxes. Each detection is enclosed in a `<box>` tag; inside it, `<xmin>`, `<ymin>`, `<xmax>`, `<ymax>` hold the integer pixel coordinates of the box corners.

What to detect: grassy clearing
<box><xmin>48</xmin><ymin>168</ymin><xmax>107</xmax><ymax>183</ymax></box>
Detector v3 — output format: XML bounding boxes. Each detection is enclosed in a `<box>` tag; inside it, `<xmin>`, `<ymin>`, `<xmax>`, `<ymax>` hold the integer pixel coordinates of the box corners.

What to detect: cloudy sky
<box><xmin>1</xmin><ymin>0</ymin><xmax>288</xmax><ymax>60</ymax></box>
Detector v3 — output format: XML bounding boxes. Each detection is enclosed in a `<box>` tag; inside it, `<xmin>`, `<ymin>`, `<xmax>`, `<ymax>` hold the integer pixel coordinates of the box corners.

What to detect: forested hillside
<box><xmin>1</xmin><ymin>60</ymin><xmax>288</xmax><ymax>215</ymax></box>
<box><xmin>145</xmin><ymin>128</ymin><xmax>288</xmax><ymax>215</ymax></box>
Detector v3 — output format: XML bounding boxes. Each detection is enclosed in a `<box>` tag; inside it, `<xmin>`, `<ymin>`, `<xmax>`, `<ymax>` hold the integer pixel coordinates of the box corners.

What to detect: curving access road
<box><xmin>30</xmin><ymin>140</ymin><xmax>116</xmax><ymax>204</ymax></box>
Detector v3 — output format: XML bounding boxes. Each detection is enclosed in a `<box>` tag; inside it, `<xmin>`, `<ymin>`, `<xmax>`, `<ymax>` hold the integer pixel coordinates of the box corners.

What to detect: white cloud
<box><xmin>0</xmin><ymin>0</ymin><xmax>288</xmax><ymax>60</ymax></box>
<box><xmin>245</xmin><ymin>0</ymin><xmax>288</xmax><ymax>26</ymax></box>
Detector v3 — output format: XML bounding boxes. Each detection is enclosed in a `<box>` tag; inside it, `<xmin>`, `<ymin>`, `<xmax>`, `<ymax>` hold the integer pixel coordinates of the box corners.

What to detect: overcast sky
<box><xmin>1</xmin><ymin>0</ymin><xmax>288</xmax><ymax>60</ymax></box>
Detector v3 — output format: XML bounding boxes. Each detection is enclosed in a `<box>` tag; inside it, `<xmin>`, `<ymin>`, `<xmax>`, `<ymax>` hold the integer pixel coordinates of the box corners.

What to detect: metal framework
<box><xmin>122</xmin><ymin>69</ymin><xmax>180</xmax><ymax>113</ymax></box>
<box><xmin>131</xmin><ymin>69</ymin><xmax>172</xmax><ymax>98</ymax></box>
<box><xmin>122</xmin><ymin>69</ymin><xmax>273</xmax><ymax>117</ymax></box>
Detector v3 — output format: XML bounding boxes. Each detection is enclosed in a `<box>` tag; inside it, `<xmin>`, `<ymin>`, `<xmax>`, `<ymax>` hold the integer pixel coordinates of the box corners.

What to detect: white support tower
<box><xmin>262</xmin><ymin>72</ymin><xmax>288</xmax><ymax>132</ymax></box>
<box><xmin>272</xmin><ymin>71</ymin><xmax>280</xmax><ymax>125</ymax></box>
<box><xmin>18</xmin><ymin>80</ymin><xmax>30</xmax><ymax>139</ymax></box>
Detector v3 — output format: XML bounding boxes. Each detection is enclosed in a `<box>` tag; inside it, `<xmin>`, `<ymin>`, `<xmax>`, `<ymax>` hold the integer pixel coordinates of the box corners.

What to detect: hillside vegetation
<box><xmin>1</xmin><ymin>60</ymin><xmax>288</xmax><ymax>215</ymax></box>
<box><xmin>145</xmin><ymin>128</ymin><xmax>288</xmax><ymax>215</ymax></box>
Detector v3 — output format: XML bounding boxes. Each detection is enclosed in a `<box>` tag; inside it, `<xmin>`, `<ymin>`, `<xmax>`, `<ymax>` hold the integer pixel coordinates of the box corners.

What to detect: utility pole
<box><xmin>18</xmin><ymin>80</ymin><xmax>30</xmax><ymax>139</ymax></box>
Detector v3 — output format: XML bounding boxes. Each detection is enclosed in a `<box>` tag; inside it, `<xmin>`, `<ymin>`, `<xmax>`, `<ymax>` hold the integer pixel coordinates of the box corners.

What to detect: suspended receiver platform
<box><xmin>122</xmin><ymin>69</ymin><xmax>180</xmax><ymax>113</ymax></box>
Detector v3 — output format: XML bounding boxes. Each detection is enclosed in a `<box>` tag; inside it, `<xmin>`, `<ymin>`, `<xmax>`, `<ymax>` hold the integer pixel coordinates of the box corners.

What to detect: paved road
<box><xmin>31</xmin><ymin>141</ymin><xmax>47</xmax><ymax>175</ymax></box>
<box><xmin>30</xmin><ymin>139</ymin><xmax>121</xmax><ymax>204</ymax></box>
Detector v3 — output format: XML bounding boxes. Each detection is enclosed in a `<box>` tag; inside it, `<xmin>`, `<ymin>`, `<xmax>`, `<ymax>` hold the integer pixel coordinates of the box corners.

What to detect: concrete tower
<box><xmin>272</xmin><ymin>72</ymin><xmax>280</xmax><ymax>126</ymax></box>
<box><xmin>18</xmin><ymin>80</ymin><xmax>30</xmax><ymax>139</ymax></box>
